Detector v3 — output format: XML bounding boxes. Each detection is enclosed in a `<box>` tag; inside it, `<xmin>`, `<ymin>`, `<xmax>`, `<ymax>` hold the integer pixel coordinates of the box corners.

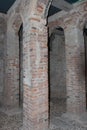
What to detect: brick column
<box><xmin>65</xmin><ymin>27</ymin><xmax>86</xmax><ymax>115</ymax></box>
<box><xmin>23</xmin><ymin>18</ymin><xmax>48</xmax><ymax>130</ymax></box>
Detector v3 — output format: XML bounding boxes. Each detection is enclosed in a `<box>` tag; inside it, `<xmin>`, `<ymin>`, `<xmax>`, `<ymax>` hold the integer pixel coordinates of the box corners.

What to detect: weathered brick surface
<box><xmin>3</xmin><ymin>14</ymin><xmax>22</xmax><ymax>107</ymax></box>
<box><xmin>48</xmin><ymin>1</ymin><xmax>87</xmax><ymax>115</ymax></box>
<box><xmin>23</xmin><ymin>17</ymin><xmax>48</xmax><ymax>130</ymax></box>
<box><xmin>3</xmin><ymin>0</ymin><xmax>49</xmax><ymax>129</ymax></box>
<box><xmin>65</xmin><ymin>27</ymin><xmax>86</xmax><ymax>114</ymax></box>
<box><xmin>49</xmin><ymin>30</ymin><xmax>66</xmax><ymax>99</ymax></box>
<box><xmin>0</xmin><ymin>13</ymin><xmax>7</xmax><ymax>104</ymax></box>
<box><xmin>3</xmin><ymin>0</ymin><xmax>87</xmax><ymax>129</ymax></box>
<box><xmin>48</xmin><ymin>1</ymin><xmax>87</xmax><ymax>32</ymax></box>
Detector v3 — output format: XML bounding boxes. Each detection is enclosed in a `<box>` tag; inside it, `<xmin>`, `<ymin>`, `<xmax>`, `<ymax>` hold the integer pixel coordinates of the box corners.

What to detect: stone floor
<box><xmin>0</xmin><ymin>108</ymin><xmax>23</xmax><ymax>130</ymax></box>
<box><xmin>50</xmin><ymin>97</ymin><xmax>67</xmax><ymax>117</ymax></box>
<box><xmin>49</xmin><ymin>97</ymin><xmax>87</xmax><ymax>130</ymax></box>
<box><xmin>0</xmin><ymin>98</ymin><xmax>87</xmax><ymax>130</ymax></box>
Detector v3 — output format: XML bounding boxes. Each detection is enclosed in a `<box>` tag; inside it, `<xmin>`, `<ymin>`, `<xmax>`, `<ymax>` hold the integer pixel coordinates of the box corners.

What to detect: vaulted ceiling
<box><xmin>0</xmin><ymin>0</ymin><xmax>83</xmax><ymax>15</ymax></box>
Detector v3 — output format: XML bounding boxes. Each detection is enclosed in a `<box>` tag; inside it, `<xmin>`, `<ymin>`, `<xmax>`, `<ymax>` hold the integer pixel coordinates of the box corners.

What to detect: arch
<box><xmin>44</xmin><ymin>0</ymin><xmax>53</xmax><ymax>18</ymax></box>
<box><xmin>49</xmin><ymin>25</ymin><xmax>65</xmax><ymax>37</ymax></box>
<box><xmin>51</xmin><ymin>26</ymin><xmax>65</xmax><ymax>34</ymax></box>
<box><xmin>77</xmin><ymin>13</ymin><xmax>87</xmax><ymax>30</ymax></box>
<box><xmin>8</xmin><ymin>13</ymin><xmax>23</xmax><ymax>33</ymax></box>
<box><xmin>48</xmin><ymin>25</ymin><xmax>67</xmax><ymax>127</ymax></box>
<box><xmin>12</xmin><ymin>15</ymin><xmax>23</xmax><ymax>32</ymax></box>
<box><xmin>49</xmin><ymin>26</ymin><xmax>65</xmax><ymax>49</ymax></box>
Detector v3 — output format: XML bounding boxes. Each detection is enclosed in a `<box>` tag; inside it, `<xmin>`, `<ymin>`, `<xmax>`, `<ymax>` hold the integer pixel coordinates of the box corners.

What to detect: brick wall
<box><xmin>4</xmin><ymin>0</ymin><xmax>49</xmax><ymax>129</ymax></box>
<box><xmin>65</xmin><ymin>27</ymin><xmax>86</xmax><ymax>114</ymax></box>
<box><xmin>0</xmin><ymin>14</ymin><xmax>7</xmax><ymax>104</ymax></box>
<box><xmin>49</xmin><ymin>30</ymin><xmax>66</xmax><ymax>99</ymax></box>
<box><xmin>2</xmin><ymin>0</ymin><xmax>87</xmax><ymax>130</ymax></box>
<box><xmin>48</xmin><ymin>1</ymin><xmax>87</xmax><ymax>115</ymax></box>
<box><xmin>3</xmin><ymin>15</ymin><xmax>22</xmax><ymax>107</ymax></box>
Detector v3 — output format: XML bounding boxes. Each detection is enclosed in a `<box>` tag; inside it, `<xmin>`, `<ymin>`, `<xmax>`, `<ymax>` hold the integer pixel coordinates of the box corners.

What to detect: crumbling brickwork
<box><xmin>1</xmin><ymin>0</ymin><xmax>87</xmax><ymax>130</ymax></box>
<box><xmin>48</xmin><ymin>1</ymin><xmax>87</xmax><ymax>115</ymax></box>
<box><xmin>3</xmin><ymin>0</ymin><xmax>49</xmax><ymax>130</ymax></box>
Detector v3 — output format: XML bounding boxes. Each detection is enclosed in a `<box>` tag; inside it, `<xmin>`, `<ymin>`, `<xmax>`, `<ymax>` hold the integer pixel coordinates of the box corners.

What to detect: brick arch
<box><xmin>77</xmin><ymin>13</ymin><xmax>87</xmax><ymax>30</ymax></box>
<box><xmin>20</xmin><ymin>0</ymin><xmax>50</xmax><ymax>20</ymax></box>
<box><xmin>49</xmin><ymin>24</ymin><xmax>65</xmax><ymax>37</ymax></box>
<box><xmin>8</xmin><ymin>13</ymin><xmax>23</xmax><ymax>33</ymax></box>
<box><xmin>48</xmin><ymin>18</ymin><xmax>66</xmax><ymax>36</ymax></box>
<box><xmin>36</xmin><ymin>0</ymin><xmax>52</xmax><ymax>18</ymax></box>
<box><xmin>12</xmin><ymin>14</ymin><xmax>23</xmax><ymax>32</ymax></box>
<box><xmin>20</xmin><ymin>0</ymin><xmax>50</xmax><ymax>21</ymax></box>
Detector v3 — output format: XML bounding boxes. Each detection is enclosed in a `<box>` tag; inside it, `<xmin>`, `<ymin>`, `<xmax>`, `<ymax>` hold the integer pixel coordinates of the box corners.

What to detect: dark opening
<box><xmin>18</xmin><ymin>24</ymin><xmax>23</xmax><ymax>108</ymax></box>
<box><xmin>48</xmin><ymin>27</ymin><xmax>67</xmax><ymax>124</ymax></box>
<box><xmin>83</xmin><ymin>25</ymin><xmax>87</xmax><ymax>110</ymax></box>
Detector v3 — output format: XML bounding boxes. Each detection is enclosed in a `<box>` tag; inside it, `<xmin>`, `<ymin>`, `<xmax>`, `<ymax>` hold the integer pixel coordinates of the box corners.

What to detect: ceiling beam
<box><xmin>52</xmin><ymin>0</ymin><xmax>73</xmax><ymax>11</ymax></box>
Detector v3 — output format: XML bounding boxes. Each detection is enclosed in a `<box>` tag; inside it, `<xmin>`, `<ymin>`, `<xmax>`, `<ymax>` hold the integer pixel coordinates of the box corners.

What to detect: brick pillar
<box><xmin>23</xmin><ymin>18</ymin><xmax>48</xmax><ymax>130</ymax></box>
<box><xmin>65</xmin><ymin>27</ymin><xmax>86</xmax><ymax>114</ymax></box>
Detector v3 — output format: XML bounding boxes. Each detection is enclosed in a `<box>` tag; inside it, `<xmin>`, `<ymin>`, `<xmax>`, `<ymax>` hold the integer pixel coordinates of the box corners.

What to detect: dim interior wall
<box><xmin>65</xmin><ymin>27</ymin><xmax>86</xmax><ymax>114</ymax></box>
<box><xmin>84</xmin><ymin>29</ymin><xmax>87</xmax><ymax>107</ymax></box>
<box><xmin>3</xmin><ymin>16</ymin><xmax>22</xmax><ymax>107</ymax></box>
<box><xmin>0</xmin><ymin>14</ymin><xmax>7</xmax><ymax>104</ymax></box>
<box><xmin>50</xmin><ymin>32</ymin><xmax>66</xmax><ymax>99</ymax></box>
<box><xmin>48</xmin><ymin>1</ymin><xmax>87</xmax><ymax>114</ymax></box>
<box><xmin>3</xmin><ymin>0</ymin><xmax>24</xmax><ymax>108</ymax></box>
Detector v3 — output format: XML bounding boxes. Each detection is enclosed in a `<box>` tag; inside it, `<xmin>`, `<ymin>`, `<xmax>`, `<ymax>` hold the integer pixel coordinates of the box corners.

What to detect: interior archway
<box><xmin>48</xmin><ymin>27</ymin><xmax>67</xmax><ymax>125</ymax></box>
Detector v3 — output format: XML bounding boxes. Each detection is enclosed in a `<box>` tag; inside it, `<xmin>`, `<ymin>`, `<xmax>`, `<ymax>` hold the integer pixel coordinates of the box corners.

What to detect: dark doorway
<box><xmin>48</xmin><ymin>27</ymin><xmax>67</xmax><ymax>124</ymax></box>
